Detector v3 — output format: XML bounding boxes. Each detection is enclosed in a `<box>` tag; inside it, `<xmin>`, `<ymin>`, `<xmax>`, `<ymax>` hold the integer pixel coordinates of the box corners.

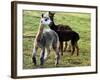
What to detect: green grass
<box><xmin>23</xmin><ymin>10</ymin><xmax>91</xmax><ymax>69</ymax></box>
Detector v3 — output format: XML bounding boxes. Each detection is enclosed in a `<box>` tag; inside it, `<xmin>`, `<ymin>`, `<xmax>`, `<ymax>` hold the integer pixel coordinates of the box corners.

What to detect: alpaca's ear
<box><xmin>49</xmin><ymin>11</ymin><xmax>51</xmax><ymax>14</ymax></box>
<box><xmin>52</xmin><ymin>12</ymin><xmax>55</xmax><ymax>15</ymax></box>
<box><xmin>41</xmin><ymin>13</ymin><xmax>44</xmax><ymax>18</ymax></box>
<box><xmin>49</xmin><ymin>11</ymin><xmax>55</xmax><ymax>15</ymax></box>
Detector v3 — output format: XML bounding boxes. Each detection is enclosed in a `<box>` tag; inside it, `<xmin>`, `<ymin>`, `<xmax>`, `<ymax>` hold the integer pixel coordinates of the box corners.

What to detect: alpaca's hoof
<box><xmin>32</xmin><ymin>57</ymin><xmax>37</xmax><ymax>66</ymax></box>
<box><xmin>40</xmin><ymin>57</ymin><xmax>44</xmax><ymax>66</ymax></box>
<box><xmin>55</xmin><ymin>63</ymin><xmax>59</xmax><ymax>67</ymax></box>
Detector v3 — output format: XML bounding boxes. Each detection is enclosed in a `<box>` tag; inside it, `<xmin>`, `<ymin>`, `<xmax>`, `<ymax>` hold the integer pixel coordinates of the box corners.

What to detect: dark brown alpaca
<box><xmin>48</xmin><ymin>11</ymin><xmax>80</xmax><ymax>56</ymax></box>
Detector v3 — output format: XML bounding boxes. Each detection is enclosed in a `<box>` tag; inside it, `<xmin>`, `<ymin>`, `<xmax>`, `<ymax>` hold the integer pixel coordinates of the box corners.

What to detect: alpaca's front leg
<box><xmin>60</xmin><ymin>42</ymin><xmax>63</xmax><ymax>56</ymax></box>
<box><xmin>40</xmin><ymin>48</ymin><xmax>45</xmax><ymax>66</ymax></box>
<box><xmin>32</xmin><ymin>46</ymin><xmax>38</xmax><ymax>66</ymax></box>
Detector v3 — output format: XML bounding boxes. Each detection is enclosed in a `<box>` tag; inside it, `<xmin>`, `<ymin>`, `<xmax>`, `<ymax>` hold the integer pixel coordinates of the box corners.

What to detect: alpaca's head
<box><xmin>48</xmin><ymin>11</ymin><xmax>55</xmax><ymax>19</ymax></box>
<box><xmin>40</xmin><ymin>13</ymin><xmax>51</xmax><ymax>25</ymax></box>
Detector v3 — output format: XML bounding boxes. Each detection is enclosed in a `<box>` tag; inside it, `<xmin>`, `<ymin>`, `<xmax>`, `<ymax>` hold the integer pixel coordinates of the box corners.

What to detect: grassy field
<box><xmin>23</xmin><ymin>10</ymin><xmax>91</xmax><ymax>69</ymax></box>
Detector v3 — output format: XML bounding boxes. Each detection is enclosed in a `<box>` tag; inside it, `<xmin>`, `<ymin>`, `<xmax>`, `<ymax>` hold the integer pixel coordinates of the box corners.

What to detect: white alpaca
<box><xmin>32</xmin><ymin>13</ymin><xmax>60</xmax><ymax>66</ymax></box>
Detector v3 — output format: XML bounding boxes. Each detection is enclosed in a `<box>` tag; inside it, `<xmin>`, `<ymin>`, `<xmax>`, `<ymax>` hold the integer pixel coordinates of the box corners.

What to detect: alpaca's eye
<box><xmin>45</xmin><ymin>17</ymin><xmax>49</xmax><ymax>21</ymax></box>
<box><xmin>45</xmin><ymin>18</ymin><xmax>48</xmax><ymax>21</ymax></box>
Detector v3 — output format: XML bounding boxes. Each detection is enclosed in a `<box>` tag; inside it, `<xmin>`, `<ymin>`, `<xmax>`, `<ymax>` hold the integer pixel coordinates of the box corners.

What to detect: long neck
<box><xmin>36</xmin><ymin>23</ymin><xmax>44</xmax><ymax>41</ymax></box>
<box><xmin>49</xmin><ymin>17</ymin><xmax>58</xmax><ymax>31</ymax></box>
<box><xmin>38</xmin><ymin>23</ymin><xmax>44</xmax><ymax>34</ymax></box>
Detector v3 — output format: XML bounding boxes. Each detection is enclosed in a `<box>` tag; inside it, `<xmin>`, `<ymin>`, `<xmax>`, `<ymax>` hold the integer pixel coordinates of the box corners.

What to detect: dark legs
<box><xmin>71</xmin><ymin>41</ymin><xmax>79</xmax><ymax>56</ymax></box>
<box><xmin>40</xmin><ymin>48</ymin><xmax>45</xmax><ymax>66</ymax></box>
<box><xmin>76</xmin><ymin>43</ymin><xmax>79</xmax><ymax>56</ymax></box>
<box><xmin>32</xmin><ymin>46</ymin><xmax>38</xmax><ymax>65</ymax></box>
<box><xmin>60</xmin><ymin>41</ymin><xmax>63</xmax><ymax>56</ymax></box>
<box><xmin>71</xmin><ymin>45</ymin><xmax>75</xmax><ymax>56</ymax></box>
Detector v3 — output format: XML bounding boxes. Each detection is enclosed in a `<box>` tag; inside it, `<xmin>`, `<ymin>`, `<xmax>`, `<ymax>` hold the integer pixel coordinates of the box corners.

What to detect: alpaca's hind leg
<box><xmin>40</xmin><ymin>48</ymin><xmax>45</xmax><ymax>66</ymax></box>
<box><xmin>71</xmin><ymin>41</ymin><xmax>75</xmax><ymax>56</ymax></box>
<box><xmin>71</xmin><ymin>45</ymin><xmax>75</xmax><ymax>55</ymax></box>
<box><xmin>53</xmin><ymin>43</ymin><xmax>60</xmax><ymax>66</ymax></box>
<box><xmin>75</xmin><ymin>42</ymin><xmax>79</xmax><ymax>56</ymax></box>
<box><xmin>32</xmin><ymin>46</ymin><xmax>38</xmax><ymax>66</ymax></box>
